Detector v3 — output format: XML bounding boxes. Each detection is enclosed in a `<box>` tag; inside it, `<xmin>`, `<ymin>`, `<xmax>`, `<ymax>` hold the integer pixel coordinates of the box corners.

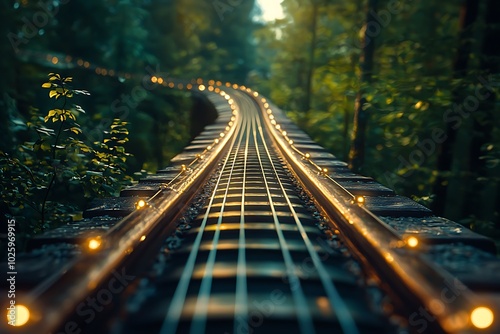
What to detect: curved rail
<box><xmin>252</xmin><ymin>93</ymin><xmax>500</xmax><ymax>333</ymax></box>
<box><xmin>3</xmin><ymin>74</ymin><xmax>499</xmax><ymax>334</ymax></box>
<box><xmin>7</xmin><ymin>90</ymin><xmax>239</xmax><ymax>334</ymax></box>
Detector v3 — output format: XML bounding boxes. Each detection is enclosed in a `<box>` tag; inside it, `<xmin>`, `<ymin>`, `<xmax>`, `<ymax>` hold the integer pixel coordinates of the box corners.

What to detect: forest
<box><xmin>1</xmin><ymin>0</ymin><xmax>499</xmax><ymax>247</ymax></box>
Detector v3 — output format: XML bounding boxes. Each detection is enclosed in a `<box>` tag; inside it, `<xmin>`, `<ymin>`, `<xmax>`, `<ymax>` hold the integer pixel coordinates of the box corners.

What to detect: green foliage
<box><xmin>84</xmin><ymin>119</ymin><xmax>133</xmax><ymax>198</ymax></box>
<box><xmin>0</xmin><ymin>73</ymin><xmax>133</xmax><ymax>236</ymax></box>
<box><xmin>255</xmin><ymin>0</ymin><xmax>500</xmax><ymax>230</ymax></box>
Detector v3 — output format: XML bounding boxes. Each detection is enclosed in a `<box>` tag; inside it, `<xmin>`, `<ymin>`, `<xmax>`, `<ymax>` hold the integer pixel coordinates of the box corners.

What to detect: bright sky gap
<box><xmin>256</xmin><ymin>0</ymin><xmax>284</xmax><ymax>21</ymax></box>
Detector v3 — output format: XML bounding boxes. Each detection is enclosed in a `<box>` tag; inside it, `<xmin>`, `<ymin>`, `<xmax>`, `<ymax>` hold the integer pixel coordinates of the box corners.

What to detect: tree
<box><xmin>431</xmin><ymin>0</ymin><xmax>480</xmax><ymax>216</ymax></box>
<box><xmin>463</xmin><ymin>0</ymin><xmax>500</xmax><ymax>222</ymax></box>
<box><xmin>348</xmin><ymin>0</ymin><xmax>378</xmax><ymax>172</ymax></box>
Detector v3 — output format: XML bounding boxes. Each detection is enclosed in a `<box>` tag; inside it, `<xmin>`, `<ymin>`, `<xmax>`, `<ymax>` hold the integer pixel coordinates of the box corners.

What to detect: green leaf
<box><xmin>70</xmin><ymin>127</ymin><xmax>82</xmax><ymax>135</ymax></box>
<box><xmin>35</xmin><ymin>127</ymin><xmax>55</xmax><ymax>136</ymax></box>
<box><xmin>74</xmin><ymin>89</ymin><xmax>90</xmax><ymax>96</ymax></box>
<box><xmin>74</xmin><ymin>105</ymin><xmax>86</xmax><ymax>113</ymax></box>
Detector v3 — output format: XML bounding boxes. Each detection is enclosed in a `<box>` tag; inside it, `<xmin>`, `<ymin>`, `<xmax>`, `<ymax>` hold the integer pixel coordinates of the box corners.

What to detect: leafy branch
<box><xmin>1</xmin><ymin>72</ymin><xmax>134</xmax><ymax>239</ymax></box>
<box><xmin>39</xmin><ymin>73</ymin><xmax>90</xmax><ymax>228</ymax></box>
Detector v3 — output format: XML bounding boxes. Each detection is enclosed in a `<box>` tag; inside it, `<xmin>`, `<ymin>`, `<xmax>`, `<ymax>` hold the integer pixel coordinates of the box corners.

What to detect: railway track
<box><xmin>3</xmin><ymin>81</ymin><xmax>500</xmax><ymax>334</ymax></box>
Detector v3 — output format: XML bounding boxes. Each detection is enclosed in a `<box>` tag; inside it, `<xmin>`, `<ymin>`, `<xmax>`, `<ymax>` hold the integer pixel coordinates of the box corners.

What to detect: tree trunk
<box><xmin>463</xmin><ymin>0</ymin><xmax>500</xmax><ymax>221</ymax></box>
<box><xmin>304</xmin><ymin>1</ymin><xmax>319</xmax><ymax>116</ymax></box>
<box><xmin>348</xmin><ymin>0</ymin><xmax>377</xmax><ymax>172</ymax></box>
<box><xmin>431</xmin><ymin>0</ymin><xmax>479</xmax><ymax>215</ymax></box>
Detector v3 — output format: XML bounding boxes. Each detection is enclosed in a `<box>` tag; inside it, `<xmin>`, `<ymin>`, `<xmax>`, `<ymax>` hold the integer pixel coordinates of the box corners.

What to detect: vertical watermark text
<box><xmin>6</xmin><ymin>218</ymin><xmax>18</xmax><ymax>326</ymax></box>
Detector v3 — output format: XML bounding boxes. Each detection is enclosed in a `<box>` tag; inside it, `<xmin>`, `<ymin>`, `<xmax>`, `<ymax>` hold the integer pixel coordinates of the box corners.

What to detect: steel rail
<box><xmin>251</xmin><ymin>98</ymin><xmax>360</xmax><ymax>334</ymax></box>
<box><xmin>234</xmin><ymin>106</ymin><xmax>250</xmax><ymax>334</ymax></box>
<box><xmin>188</xmin><ymin>112</ymin><xmax>245</xmax><ymax>334</ymax></box>
<box><xmin>253</xmin><ymin>96</ymin><xmax>500</xmax><ymax>333</ymax></box>
<box><xmin>159</xmin><ymin>97</ymin><xmax>247</xmax><ymax>334</ymax></box>
<box><xmin>8</xmin><ymin>92</ymin><xmax>240</xmax><ymax>334</ymax></box>
<box><xmin>251</xmin><ymin>107</ymin><xmax>316</xmax><ymax>334</ymax></box>
<box><xmin>7</xmin><ymin>77</ymin><xmax>498</xmax><ymax>334</ymax></box>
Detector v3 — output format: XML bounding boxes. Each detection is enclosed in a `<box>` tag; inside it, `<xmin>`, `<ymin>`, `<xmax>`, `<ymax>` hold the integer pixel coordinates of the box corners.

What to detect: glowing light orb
<box><xmin>88</xmin><ymin>238</ymin><xmax>102</xmax><ymax>250</ymax></box>
<box><xmin>471</xmin><ymin>307</ymin><xmax>494</xmax><ymax>329</ymax></box>
<box><xmin>6</xmin><ymin>305</ymin><xmax>30</xmax><ymax>326</ymax></box>
<box><xmin>407</xmin><ymin>236</ymin><xmax>419</xmax><ymax>248</ymax></box>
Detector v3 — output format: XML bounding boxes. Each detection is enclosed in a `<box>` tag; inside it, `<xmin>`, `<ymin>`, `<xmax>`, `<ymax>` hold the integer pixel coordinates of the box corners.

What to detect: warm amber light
<box><xmin>140</xmin><ymin>235</ymin><xmax>146</xmax><ymax>242</ymax></box>
<box><xmin>305</xmin><ymin>153</ymin><xmax>311</xmax><ymax>159</ymax></box>
<box><xmin>6</xmin><ymin>304</ymin><xmax>30</xmax><ymax>326</ymax></box>
<box><xmin>51</xmin><ymin>56</ymin><xmax>59</xmax><ymax>64</ymax></box>
<box><xmin>356</xmin><ymin>196</ymin><xmax>365</xmax><ymax>204</ymax></box>
<box><xmin>407</xmin><ymin>236</ymin><xmax>419</xmax><ymax>248</ymax></box>
<box><xmin>136</xmin><ymin>200</ymin><xmax>146</xmax><ymax>209</ymax></box>
<box><xmin>198</xmin><ymin>84</ymin><xmax>206</xmax><ymax>91</ymax></box>
<box><xmin>88</xmin><ymin>238</ymin><xmax>102</xmax><ymax>250</ymax></box>
<box><xmin>471</xmin><ymin>307</ymin><xmax>494</xmax><ymax>329</ymax></box>
<box><xmin>253</xmin><ymin>92</ymin><xmax>259</xmax><ymax>97</ymax></box>
<box><xmin>157</xmin><ymin>77</ymin><xmax>164</xmax><ymax>84</ymax></box>
<box><xmin>316</xmin><ymin>297</ymin><xmax>330</xmax><ymax>315</ymax></box>
<box><xmin>151</xmin><ymin>76</ymin><xmax>158</xmax><ymax>83</ymax></box>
